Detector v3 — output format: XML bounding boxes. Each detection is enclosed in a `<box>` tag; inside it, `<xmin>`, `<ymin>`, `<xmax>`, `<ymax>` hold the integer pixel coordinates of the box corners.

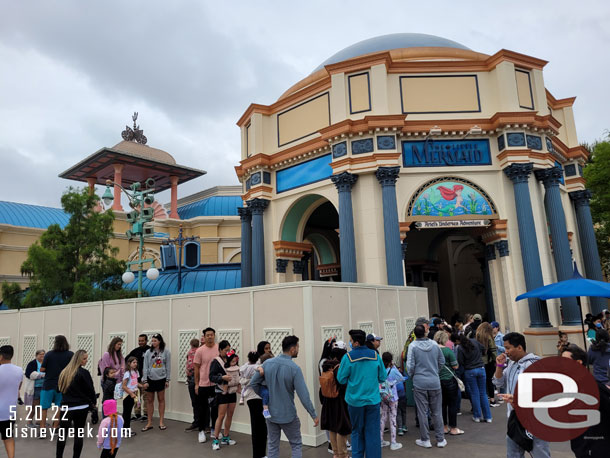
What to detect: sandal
<box><xmin>449</xmin><ymin>429</ymin><xmax>465</xmax><ymax>435</ymax></box>
<box><xmin>159</xmin><ymin>425</ymin><xmax>167</xmax><ymax>430</ymax></box>
<box><xmin>141</xmin><ymin>426</ymin><xmax>154</xmax><ymax>432</ymax></box>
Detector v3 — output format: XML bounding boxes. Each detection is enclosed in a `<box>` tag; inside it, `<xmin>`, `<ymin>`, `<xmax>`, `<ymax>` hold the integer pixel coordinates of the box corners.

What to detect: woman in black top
<box><xmin>56</xmin><ymin>350</ymin><xmax>97</xmax><ymax>458</ymax></box>
<box><xmin>456</xmin><ymin>335</ymin><xmax>491</xmax><ymax>423</ymax></box>
<box><xmin>209</xmin><ymin>340</ymin><xmax>236</xmax><ymax>449</ymax></box>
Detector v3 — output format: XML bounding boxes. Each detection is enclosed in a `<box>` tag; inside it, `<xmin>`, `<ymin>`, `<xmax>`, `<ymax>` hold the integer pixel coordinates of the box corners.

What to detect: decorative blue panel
<box><xmin>245</xmin><ymin>177</ymin><xmax>251</xmax><ymax>191</ymax></box>
<box><xmin>332</xmin><ymin>141</ymin><xmax>347</xmax><ymax>158</ymax></box>
<box><xmin>564</xmin><ymin>164</ymin><xmax>576</xmax><ymax>177</ymax></box>
<box><xmin>250</xmin><ymin>172</ymin><xmax>262</xmax><ymax>186</ymax></box>
<box><xmin>377</xmin><ymin>135</ymin><xmax>396</xmax><ymax>150</ymax></box>
<box><xmin>351</xmin><ymin>138</ymin><xmax>374</xmax><ymax>154</ymax></box>
<box><xmin>554</xmin><ymin>161</ymin><xmax>565</xmax><ymax>185</ymax></box>
<box><xmin>506</xmin><ymin>132</ymin><xmax>526</xmax><ymax>147</ymax></box>
<box><xmin>402</xmin><ymin>139</ymin><xmax>491</xmax><ymax>167</ymax></box>
<box><xmin>276</xmin><ymin>154</ymin><xmax>333</xmax><ymax>193</ymax></box>
<box><xmin>497</xmin><ymin>135</ymin><xmax>505</xmax><ymax>151</ymax></box>
<box><xmin>545</xmin><ymin>137</ymin><xmax>554</xmax><ymax>152</ymax></box>
<box><xmin>263</xmin><ymin>171</ymin><xmax>271</xmax><ymax>184</ymax></box>
<box><xmin>526</xmin><ymin>135</ymin><xmax>542</xmax><ymax>150</ymax></box>
<box><xmin>578</xmin><ymin>164</ymin><xmax>583</xmax><ymax>176</ymax></box>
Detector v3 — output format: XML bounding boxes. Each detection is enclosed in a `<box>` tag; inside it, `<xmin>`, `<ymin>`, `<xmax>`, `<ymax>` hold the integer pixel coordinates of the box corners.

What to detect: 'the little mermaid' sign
<box><xmin>402</xmin><ymin>139</ymin><xmax>492</xmax><ymax>167</ymax></box>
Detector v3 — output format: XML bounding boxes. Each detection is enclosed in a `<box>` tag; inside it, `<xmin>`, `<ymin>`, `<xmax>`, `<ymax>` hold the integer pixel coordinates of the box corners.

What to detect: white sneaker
<box><xmin>437</xmin><ymin>439</ymin><xmax>447</xmax><ymax>448</ymax></box>
<box><xmin>472</xmin><ymin>417</ymin><xmax>481</xmax><ymax>423</ymax></box>
<box><xmin>212</xmin><ymin>439</ymin><xmax>221</xmax><ymax>451</ymax></box>
<box><xmin>198</xmin><ymin>431</ymin><xmax>207</xmax><ymax>443</ymax></box>
<box><xmin>390</xmin><ymin>442</ymin><xmax>403</xmax><ymax>451</ymax></box>
<box><xmin>415</xmin><ymin>439</ymin><xmax>432</xmax><ymax>448</ymax></box>
<box><xmin>485</xmin><ymin>418</ymin><xmax>492</xmax><ymax>423</ymax></box>
<box><xmin>381</xmin><ymin>440</ymin><xmax>390</xmax><ymax>447</ymax></box>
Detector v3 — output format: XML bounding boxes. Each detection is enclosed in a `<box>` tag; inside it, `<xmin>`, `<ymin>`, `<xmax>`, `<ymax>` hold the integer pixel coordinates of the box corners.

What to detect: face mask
<box><xmin>348</xmin><ymin>342</ymin><xmax>353</xmax><ymax>350</ymax></box>
<box><xmin>595</xmin><ymin>322</ymin><xmax>602</xmax><ymax>328</ymax></box>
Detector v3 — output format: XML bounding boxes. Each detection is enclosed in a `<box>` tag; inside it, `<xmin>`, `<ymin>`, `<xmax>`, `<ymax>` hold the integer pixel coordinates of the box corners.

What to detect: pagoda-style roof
<box><xmin>59</xmin><ymin>140</ymin><xmax>206</xmax><ymax>193</ymax></box>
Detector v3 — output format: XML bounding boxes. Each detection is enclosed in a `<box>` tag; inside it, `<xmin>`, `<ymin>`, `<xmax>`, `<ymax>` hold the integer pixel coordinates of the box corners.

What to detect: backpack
<box><xmin>319</xmin><ymin>369</ymin><xmax>339</xmax><ymax>399</ymax></box>
<box><xmin>379</xmin><ymin>367</ymin><xmax>394</xmax><ymax>403</ymax></box>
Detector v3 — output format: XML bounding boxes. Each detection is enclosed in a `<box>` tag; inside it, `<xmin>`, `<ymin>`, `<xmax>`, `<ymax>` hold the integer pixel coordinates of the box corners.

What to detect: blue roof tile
<box><xmin>177</xmin><ymin>196</ymin><xmax>242</xmax><ymax>219</ymax></box>
<box><xmin>0</xmin><ymin>201</ymin><xmax>69</xmax><ymax>229</ymax></box>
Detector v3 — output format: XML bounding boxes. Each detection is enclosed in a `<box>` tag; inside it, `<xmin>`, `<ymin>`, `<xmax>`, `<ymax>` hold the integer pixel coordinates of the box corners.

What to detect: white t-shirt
<box><xmin>0</xmin><ymin>363</ymin><xmax>23</xmax><ymax>421</ymax></box>
<box><xmin>123</xmin><ymin>370</ymin><xmax>139</xmax><ymax>392</ymax></box>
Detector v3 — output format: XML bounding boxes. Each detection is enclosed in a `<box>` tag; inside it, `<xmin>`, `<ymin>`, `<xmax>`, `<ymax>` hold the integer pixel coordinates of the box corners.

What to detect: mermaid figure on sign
<box><xmin>437</xmin><ymin>184</ymin><xmax>467</xmax><ymax>211</ymax></box>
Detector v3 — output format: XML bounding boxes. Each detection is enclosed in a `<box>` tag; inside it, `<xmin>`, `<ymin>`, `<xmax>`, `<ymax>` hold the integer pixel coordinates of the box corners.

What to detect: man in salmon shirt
<box><xmin>194</xmin><ymin>327</ymin><xmax>218</xmax><ymax>444</ymax></box>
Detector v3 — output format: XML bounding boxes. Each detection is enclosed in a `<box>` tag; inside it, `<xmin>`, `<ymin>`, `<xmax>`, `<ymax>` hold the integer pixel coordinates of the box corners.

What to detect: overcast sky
<box><xmin>1</xmin><ymin>1</ymin><xmax>608</xmax><ymax>208</ymax></box>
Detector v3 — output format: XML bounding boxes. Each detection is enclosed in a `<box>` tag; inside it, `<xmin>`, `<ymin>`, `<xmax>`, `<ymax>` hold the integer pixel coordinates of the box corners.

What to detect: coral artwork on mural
<box><xmin>412</xmin><ymin>180</ymin><xmax>492</xmax><ymax>217</ymax></box>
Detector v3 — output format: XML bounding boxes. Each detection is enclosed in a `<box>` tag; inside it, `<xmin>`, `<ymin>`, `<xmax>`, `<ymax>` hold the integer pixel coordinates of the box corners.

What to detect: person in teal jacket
<box><xmin>337</xmin><ymin>329</ymin><xmax>386</xmax><ymax>458</ymax></box>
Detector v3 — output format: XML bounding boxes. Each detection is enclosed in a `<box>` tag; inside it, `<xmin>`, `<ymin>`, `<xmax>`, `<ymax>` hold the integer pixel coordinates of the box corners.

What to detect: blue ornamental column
<box><xmin>331</xmin><ymin>172</ymin><xmax>358</xmax><ymax>283</ymax></box>
<box><xmin>535</xmin><ymin>167</ymin><xmax>580</xmax><ymax>325</ymax></box>
<box><xmin>504</xmin><ymin>163</ymin><xmax>551</xmax><ymax>327</ymax></box>
<box><xmin>483</xmin><ymin>244</ymin><xmax>496</xmax><ymax>322</ymax></box>
<box><xmin>570</xmin><ymin>190</ymin><xmax>606</xmax><ymax>314</ymax></box>
<box><xmin>237</xmin><ymin>207</ymin><xmax>252</xmax><ymax>287</ymax></box>
<box><xmin>375</xmin><ymin>166</ymin><xmax>404</xmax><ymax>286</ymax></box>
<box><xmin>247</xmin><ymin>198</ymin><xmax>269</xmax><ymax>286</ymax></box>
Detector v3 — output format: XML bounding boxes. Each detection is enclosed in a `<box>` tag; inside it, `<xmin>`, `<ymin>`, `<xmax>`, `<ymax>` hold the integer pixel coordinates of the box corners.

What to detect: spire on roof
<box><xmin>121</xmin><ymin>112</ymin><xmax>148</xmax><ymax>145</ymax></box>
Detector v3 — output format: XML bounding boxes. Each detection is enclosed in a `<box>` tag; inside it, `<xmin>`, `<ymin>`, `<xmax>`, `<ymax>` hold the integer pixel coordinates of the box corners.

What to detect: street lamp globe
<box><xmin>122</xmin><ymin>271</ymin><xmax>135</xmax><ymax>284</ymax></box>
<box><xmin>102</xmin><ymin>186</ymin><xmax>114</xmax><ymax>207</ymax></box>
<box><xmin>146</xmin><ymin>267</ymin><xmax>160</xmax><ymax>281</ymax></box>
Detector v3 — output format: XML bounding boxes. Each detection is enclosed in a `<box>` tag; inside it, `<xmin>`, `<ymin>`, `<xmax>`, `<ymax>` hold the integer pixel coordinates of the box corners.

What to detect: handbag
<box><xmin>507</xmin><ymin>409</ymin><xmax>533</xmax><ymax>452</ymax></box>
<box><xmin>446</xmin><ymin>366</ymin><xmax>465</xmax><ymax>392</ymax></box>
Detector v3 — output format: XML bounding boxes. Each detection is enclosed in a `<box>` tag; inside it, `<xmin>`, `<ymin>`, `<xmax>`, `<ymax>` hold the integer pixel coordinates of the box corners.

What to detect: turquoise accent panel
<box><xmin>281</xmin><ymin>195</ymin><xmax>321</xmax><ymax>242</ymax></box>
<box><xmin>276</xmin><ymin>154</ymin><xmax>333</xmax><ymax>193</ymax></box>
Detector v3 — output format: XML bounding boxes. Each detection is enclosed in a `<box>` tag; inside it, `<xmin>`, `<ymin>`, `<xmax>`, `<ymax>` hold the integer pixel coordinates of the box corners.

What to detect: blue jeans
<box><xmin>260</xmin><ymin>386</ymin><xmax>269</xmax><ymax>406</ymax></box>
<box><xmin>347</xmin><ymin>404</ymin><xmax>381</xmax><ymax>458</ymax></box>
<box><xmin>506</xmin><ymin>435</ymin><xmax>550</xmax><ymax>458</ymax></box>
<box><xmin>267</xmin><ymin>417</ymin><xmax>301</xmax><ymax>458</ymax></box>
<box><xmin>464</xmin><ymin>367</ymin><xmax>491</xmax><ymax>420</ymax></box>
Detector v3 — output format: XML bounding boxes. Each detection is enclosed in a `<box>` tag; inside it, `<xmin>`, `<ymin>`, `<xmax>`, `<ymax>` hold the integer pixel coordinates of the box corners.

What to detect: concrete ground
<box><xmin>11</xmin><ymin>405</ymin><xmax>573</xmax><ymax>457</ymax></box>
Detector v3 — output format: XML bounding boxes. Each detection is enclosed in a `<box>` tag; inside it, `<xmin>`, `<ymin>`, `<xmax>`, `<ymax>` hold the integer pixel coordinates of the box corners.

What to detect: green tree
<box><xmin>583</xmin><ymin>136</ymin><xmax>610</xmax><ymax>276</ymax></box>
<box><xmin>1</xmin><ymin>282</ymin><xmax>24</xmax><ymax>309</ymax></box>
<box><xmin>20</xmin><ymin>187</ymin><xmax>137</xmax><ymax>307</ymax></box>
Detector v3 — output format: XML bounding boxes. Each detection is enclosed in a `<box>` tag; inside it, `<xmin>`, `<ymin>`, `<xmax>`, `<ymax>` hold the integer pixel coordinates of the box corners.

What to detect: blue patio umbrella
<box><xmin>516</xmin><ymin>266</ymin><xmax>610</xmax><ymax>349</ymax></box>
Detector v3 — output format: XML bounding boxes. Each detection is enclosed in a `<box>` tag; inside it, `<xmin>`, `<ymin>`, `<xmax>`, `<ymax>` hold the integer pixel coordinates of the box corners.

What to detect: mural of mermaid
<box><xmin>411</xmin><ymin>179</ymin><xmax>493</xmax><ymax>217</ymax></box>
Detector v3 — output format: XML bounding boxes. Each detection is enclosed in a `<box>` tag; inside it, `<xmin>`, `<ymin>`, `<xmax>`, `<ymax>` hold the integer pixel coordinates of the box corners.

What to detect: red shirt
<box><xmin>186</xmin><ymin>347</ymin><xmax>197</xmax><ymax>377</ymax></box>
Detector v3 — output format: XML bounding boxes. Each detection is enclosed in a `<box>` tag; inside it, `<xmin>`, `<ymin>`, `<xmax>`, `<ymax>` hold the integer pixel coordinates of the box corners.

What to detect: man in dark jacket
<box><xmin>127</xmin><ymin>334</ymin><xmax>150</xmax><ymax>420</ymax></box>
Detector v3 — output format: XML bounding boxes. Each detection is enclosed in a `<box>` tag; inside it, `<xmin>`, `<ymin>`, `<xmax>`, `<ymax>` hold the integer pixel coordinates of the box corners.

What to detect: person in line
<box><xmin>475</xmin><ymin>322</ymin><xmax>499</xmax><ymax>406</ymax></box>
<box><xmin>126</xmin><ymin>334</ymin><xmax>150</xmax><ymax>422</ymax></box>
<box><xmin>0</xmin><ymin>345</ymin><xmax>22</xmax><ymax>458</ymax></box>
<box><xmin>121</xmin><ymin>356</ymin><xmax>142</xmax><ymax>435</ymax></box>
<box><xmin>256</xmin><ymin>340</ymin><xmax>273</xmax><ymax>359</ymax></box>
<box><xmin>433</xmin><ymin>331</ymin><xmax>463</xmax><ymax>436</ymax></box>
<box><xmin>462</xmin><ymin>314</ymin><xmax>474</xmax><ymax>336</ymax></box>
<box><xmin>337</xmin><ymin>329</ymin><xmax>386</xmax><ymax>458</ymax></box>
<box><xmin>365</xmin><ymin>334</ymin><xmax>382</xmax><ymax>353</ymax></box>
<box><xmin>457</xmin><ymin>334</ymin><xmax>491</xmax><ymax>423</ymax></box>
<box><xmin>56</xmin><ymin>349</ymin><xmax>97</xmax><ymax>458</ymax></box>
<box><xmin>401</xmin><ymin>317</ymin><xmax>429</xmax><ymax>370</ymax></box>
<box><xmin>101</xmin><ymin>367</ymin><xmax>118</xmax><ymax>404</ymax></box>
<box><xmin>407</xmin><ymin>324</ymin><xmax>446</xmax><ymax>449</ymax></box>
<box><xmin>561</xmin><ymin>344</ymin><xmax>610</xmax><ymax>457</ymax></box>
<box><xmin>99</xmin><ymin>337</ymin><xmax>125</xmax><ymax>385</ymax></box>
<box><xmin>209</xmin><ymin>341</ymin><xmax>238</xmax><ymax>450</ymax></box>
<box><xmin>466</xmin><ymin>314</ymin><xmax>482</xmax><ymax>338</ymax></box>
<box><xmin>493</xmin><ymin>332</ymin><xmax>550</xmax><ymax>458</ymax></box>
<box><xmin>40</xmin><ymin>335</ymin><xmax>74</xmax><ymax>431</ymax></box>
<box><xmin>556</xmin><ymin>331</ymin><xmax>569</xmax><ymax>355</ymax></box>
<box><xmin>256</xmin><ymin>353</ymin><xmax>274</xmax><ymax>418</ymax></box>
<box><xmin>588</xmin><ymin>329</ymin><xmax>610</xmax><ymax>385</ymax></box>
<box><xmin>240</xmin><ymin>350</ymin><xmax>267</xmax><ymax>458</ymax></box>
<box><xmin>24</xmin><ymin>349</ymin><xmax>45</xmax><ymax>427</ymax></box>
<box><xmin>380</xmin><ymin>352</ymin><xmax>404</xmax><ymax>450</ymax></box>
<box><xmin>142</xmin><ymin>334</ymin><xmax>171</xmax><ymax>432</ymax></box>
<box><xmin>319</xmin><ymin>337</ymin><xmax>336</xmax><ymax>375</ymax></box>
<box><xmin>320</xmin><ymin>345</ymin><xmax>351</xmax><ymax>458</ymax></box>
<box><xmin>194</xmin><ymin>327</ymin><xmax>219</xmax><ymax>443</ymax></box>
<box><xmin>491</xmin><ymin>322</ymin><xmax>505</xmax><ymax>355</ymax></box>
<box><xmin>185</xmin><ymin>337</ymin><xmax>201</xmax><ymax>432</ymax></box>
<box><xmin>395</xmin><ymin>366</ymin><xmax>407</xmax><ymax>436</ymax></box>
<box><xmin>587</xmin><ymin>314</ymin><xmax>603</xmax><ymax>342</ymax></box>
<box><xmin>97</xmin><ymin>399</ymin><xmax>124</xmax><ymax>458</ymax></box>
<box><xmin>250</xmin><ymin>335</ymin><xmax>318</xmax><ymax>458</ymax></box>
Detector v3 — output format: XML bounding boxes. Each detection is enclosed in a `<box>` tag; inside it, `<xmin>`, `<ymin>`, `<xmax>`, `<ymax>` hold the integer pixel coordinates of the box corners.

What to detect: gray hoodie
<box><xmin>492</xmin><ymin>352</ymin><xmax>539</xmax><ymax>417</ymax></box>
<box><xmin>406</xmin><ymin>338</ymin><xmax>445</xmax><ymax>390</ymax></box>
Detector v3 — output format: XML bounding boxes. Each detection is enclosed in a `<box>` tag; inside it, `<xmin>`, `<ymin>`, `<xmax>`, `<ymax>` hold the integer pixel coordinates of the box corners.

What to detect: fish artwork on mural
<box><xmin>412</xmin><ymin>180</ymin><xmax>492</xmax><ymax>217</ymax></box>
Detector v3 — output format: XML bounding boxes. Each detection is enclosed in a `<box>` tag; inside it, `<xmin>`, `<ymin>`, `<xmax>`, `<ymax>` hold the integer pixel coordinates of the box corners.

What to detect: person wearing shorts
<box><xmin>141</xmin><ymin>334</ymin><xmax>171</xmax><ymax>432</ymax></box>
<box><xmin>1</xmin><ymin>345</ymin><xmax>23</xmax><ymax>458</ymax></box>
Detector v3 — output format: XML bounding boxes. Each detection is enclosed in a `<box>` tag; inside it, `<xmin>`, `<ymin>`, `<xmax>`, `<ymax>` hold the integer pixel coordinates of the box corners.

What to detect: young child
<box><xmin>97</xmin><ymin>399</ymin><xmax>125</xmax><ymax>457</ymax></box>
<box><xmin>239</xmin><ymin>351</ymin><xmax>260</xmax><ymax>405</ymax></box>
<box><xmin>256</xmin><ymin>353</ymin><xmax>273</xmax><ymax>419</ymax></box>
<box><xmin>101</xmin><ymin>368</ymin><xmax>117</xmax><ymax>404</ymax></box>
<box><xmin>381</xmin><ymin>352</ymin><xmax>405</xmax><ymax>451</ymax></box>
<box><xmin>121</xmin><ymin>356</ymin><xmax>142</xmax><ymax>434</ymax></box>
<box><xmin>396</xmin><ymin>368</ymin><xmax>408</xmax><ymax>436</ymax></box>
<box><xmin>223</xmin><ymin>351</ymin><xmax>241</xmax><ymax>395</ymax></box>
<box><xmin>556</xmin><ymin>331</ymin><xmax>569</xmax><ymax>355</ymax></box>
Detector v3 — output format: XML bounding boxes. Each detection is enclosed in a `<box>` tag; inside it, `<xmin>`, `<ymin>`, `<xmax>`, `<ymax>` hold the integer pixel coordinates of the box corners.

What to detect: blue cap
<box><xmin>491</xmin><ymin>321</ymin><xmax>500</xmax><ymax>328</ymax></box>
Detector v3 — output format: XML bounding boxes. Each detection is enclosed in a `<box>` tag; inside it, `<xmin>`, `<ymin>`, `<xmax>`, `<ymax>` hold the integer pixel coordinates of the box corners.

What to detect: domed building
<box><xmin>235</xmin><ymin>33</ymin><xmax>603</xmax><ymax>340</ymax></box>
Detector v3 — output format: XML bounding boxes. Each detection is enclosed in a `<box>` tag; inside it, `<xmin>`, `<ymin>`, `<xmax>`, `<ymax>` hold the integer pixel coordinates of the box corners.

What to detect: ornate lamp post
<box><xmin>102</xmin><ymin>177</ymin><xmax>159</xmax><ymax>297</ymax></box>
<box><xmin>163</xmin><ymin>224</ymin><xmax>199</xmax><ymax>293</ymax></box>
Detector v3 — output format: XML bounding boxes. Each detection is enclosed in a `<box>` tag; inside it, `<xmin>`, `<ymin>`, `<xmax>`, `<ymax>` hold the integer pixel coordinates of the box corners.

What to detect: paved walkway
<box><xmin>12</xmin><ymin>405</ymin><xmax>573</xmax><ymax>457</ymax></box>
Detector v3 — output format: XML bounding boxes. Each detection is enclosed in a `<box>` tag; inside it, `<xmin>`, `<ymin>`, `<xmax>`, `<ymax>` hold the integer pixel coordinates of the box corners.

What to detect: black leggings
<box><xmin>100</xmin><ymin>448</ymin><xmax>119</xmax><ymax>457</ymax></box>
<box><xmin>123</xmin><ymin>396</ymin><xmax>135</xmax><ymax>430</ymax></box>
<box><xmin>484</xmin><ymin>362</ymin><xmax>495</xmax><ymax>399</ymax></box>
<box><xmin>440</xmin><ymin>378</ymin><xmax>459</xmax><ymax>429</ymax></box>
<box><xmin>197</xmin><ymin>385</ymin><xmax>218</xmax><ymax>432</ymax></box>
<box><xmin>247</xmin><ymin>399</ymin><xmax>267</xmax><ymax>458</ymax></box>
<box><xmin>56</xmin><ymin>408</ymin><xmax>89</xmax><ymax>458</ymax></box>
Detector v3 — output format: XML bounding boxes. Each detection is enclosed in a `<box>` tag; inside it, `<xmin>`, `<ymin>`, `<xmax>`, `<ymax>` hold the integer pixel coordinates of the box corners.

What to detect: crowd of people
<box><xmin>1</xmin><ymin>309</ymin><xmax>610</xmax><ymax>458</ymax></box>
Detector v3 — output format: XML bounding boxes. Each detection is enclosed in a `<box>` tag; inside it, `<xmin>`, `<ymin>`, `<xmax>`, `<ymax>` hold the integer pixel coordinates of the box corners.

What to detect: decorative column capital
<box><xmin>485</xmin><ymin>244</ymin><xmax>497</xmax><ymax>261</ymax></box>
<box><xmin>247</xmin><ymin>198</ymin><xmax>269</xmax><ymax>215</ymax></box>
<box><xmin>495</xmin><ymin>240</ymin><xmax>509</xmax><ymax>257</ymax></box>
<box><xmin>504</xmin><ymin>163</ymin><xmax>533</xmax><ymax>184</ymax></box>
<box><xmin>237</xmin><ymin>206</ymin><xmax>251</xmax><ymax>222</ymax></box>
<box><xmin>375</xmin><ymin>166</ymin><xmax>400</xmax><ymax>187</ymax></box>
<box><xmin>292</xmin><ymin>260</ymin><xmax>305</xmax><ymax>275</ymax></box>
<box><xmin>275</xmin><ymin>258</ymin><xmax>288</xmax><ymax>273</ymax></box>
<box><xmin>534</xmin><ymin>166</ymin><xmax>563</xmax><ymax>188</ymax></box>
<box><xmin>331</xmin><ymin>172</ymin><xmax>358</xmax><ymax>192</ymax></box>
<box><xmin>569</xmin><ymin>189</ymin><xmax>592</xmax><ymax>208</ymax></box>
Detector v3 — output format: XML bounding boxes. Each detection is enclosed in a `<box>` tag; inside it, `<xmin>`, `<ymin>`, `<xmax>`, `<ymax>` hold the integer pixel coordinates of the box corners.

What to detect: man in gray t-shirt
<box><xmin>0</xmin><ymin>345</ymin><xmax>23</xmax><ymax>458</ymax></box>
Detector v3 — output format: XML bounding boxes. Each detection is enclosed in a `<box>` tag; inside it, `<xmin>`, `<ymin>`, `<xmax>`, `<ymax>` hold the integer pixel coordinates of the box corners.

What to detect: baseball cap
<box><xmin>473</xmin><ymin>313</ymin><xmax>482</xmax><ymax>321</ymax></box>
<box><xmin>334</xmin><ymin>340</ymin><xmax>347</xmax><ymax>350</ymax></box>
<box><xmin>366</xmin><ymin>333</ymin><xmax>383</xmax><ymax>342</ymax></box>
<box><xmin>491</xmin><ymin>321</ymin><xmax>500</xmax><ymax>329</ymax></box>
<box><xmin>415</xmin><ymin>317</ymin><xmax>429</xmax><ymax>326</ymax></box>
<box><xmin>431</xmin><ymin>318</ymin><xmax>442</xmax><ymax>326</ymax></box>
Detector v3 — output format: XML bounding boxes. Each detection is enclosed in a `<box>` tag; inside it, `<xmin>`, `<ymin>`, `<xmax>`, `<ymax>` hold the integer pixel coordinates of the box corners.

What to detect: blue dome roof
<box><xmin>177</xmin><ymin>195</ymin><xmax>243</xmax><ymax>219</ymax></box>
<box><xmin>314</xmin><ymin>33</ymin><xmax>470</xmax><ymax>71</ymax></box>
<box><xmin>0</xmin><ymin>201</ymin><xmax>69</xmax><ymax>229</ymax></box>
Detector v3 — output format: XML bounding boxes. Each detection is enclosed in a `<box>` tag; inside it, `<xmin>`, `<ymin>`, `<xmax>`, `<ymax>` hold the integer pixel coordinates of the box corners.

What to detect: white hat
<box><xmin>334</xmin><ymin>340</ymin><xmax>347</xmax><ymax>350</ymax></box>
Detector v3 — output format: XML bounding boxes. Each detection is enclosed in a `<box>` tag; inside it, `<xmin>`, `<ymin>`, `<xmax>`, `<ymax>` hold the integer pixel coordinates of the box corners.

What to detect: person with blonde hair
<box><xmin>475</xmin><ymin>323</ymin><xmax>498</xmax><ymax>406</ymax></box>
<box><xmin>57</xmin><ymin>350</ymin><xmax>97</xmax><ymax>458</ymax></box>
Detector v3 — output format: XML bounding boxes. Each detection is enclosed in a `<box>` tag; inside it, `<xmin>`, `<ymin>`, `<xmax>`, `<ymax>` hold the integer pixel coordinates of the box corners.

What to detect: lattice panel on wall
<box><xmin>384</xmin><ymin>320</ymin><xmax>400</xmax><ymax>363</ymax></box>
<box><xmin>264</xmin><ymin>328</ymin><xmax>292</xmax><ymax>356</ymax></box>
<box><xmin>178</xmin><ymin>330</ymin><xmax>198</xmax><ymax>382</ymax></box>
<box><xmin>358</xmin><ymin>322</ymin><xmax>374</xmax><ymax>336</ymax></box>
<box><xmin>48</xmin><ymin>335</ymin><xmax>56</xmax><ymax>350</ymax></box>
<box><xmin>77</xmin><ymin>334</ymin><xmax>95</xmax><ymax>372</ymax></box>
<box><xmin>0</xmin><ymin>337</ymin><xmax>10</xmax><ymax>347</ymax></box>
<box><xmin>107</xmin><ymin>333</ymin><xmax>128</xmax><ymax>356</ymax></box>
<box><xmin>22</xmin><ymin>335</ymin><xmax>37</xmax><ymax>368</ymax></box>
<box><xmin>321</xmin><ymin>326</ymin><xmax>343</xmax><ymax>343</ymax></box>
<box><xmin>404</xmin><ymin>317</ymin><xmax>416</xmax><ymax>338</ymax></box>
<box><xmin>218</xmin><ymin>329</ymin><xmax>243</xmax><ymax>359</ymax></box>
